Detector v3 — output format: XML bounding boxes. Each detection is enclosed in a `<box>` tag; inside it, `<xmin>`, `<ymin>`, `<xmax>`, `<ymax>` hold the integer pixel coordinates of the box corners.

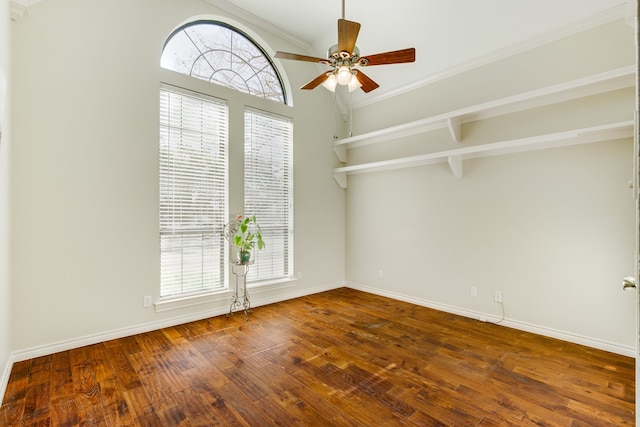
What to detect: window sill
<box><xmin>247</xmin><ymin>276</ymin><xmax>297</xmax><ymax>291</ymax></box>
<box><xmin>154</xmin><ymin>289</ymin><xmax>231</xmax><ymax>312</ymax></box>
<box><xmin>154</xmin><ymin>276</ymin><xmax>298</xmax><ymax>313</ymax></box>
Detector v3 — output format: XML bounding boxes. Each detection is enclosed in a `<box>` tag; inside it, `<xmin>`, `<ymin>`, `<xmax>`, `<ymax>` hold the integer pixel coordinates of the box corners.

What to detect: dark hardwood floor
<box><xmin>0</xmin><ymin>287</ymin><xmax>635</xmax><ymax>426</ymax></box>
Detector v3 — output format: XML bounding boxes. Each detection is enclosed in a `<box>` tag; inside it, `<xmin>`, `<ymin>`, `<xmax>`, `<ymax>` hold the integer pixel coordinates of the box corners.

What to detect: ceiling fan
<box><xmin>274</xmin><ymin>2</ymin><xmax>415</xmax><ymax>93</ymax></box>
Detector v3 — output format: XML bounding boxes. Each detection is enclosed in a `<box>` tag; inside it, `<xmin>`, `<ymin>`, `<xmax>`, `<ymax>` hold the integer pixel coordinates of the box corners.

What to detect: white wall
<box><xmin>345</xmin><ymin>18</ymin><xmax>637</xmax><ymax>355</ymax></box>
<box><xmin>10</xmin><ymin>0</ymin><xmax>344</xmax><ymax>356</ymax></box>
<box><xmin>0</xmin><ymin>0</ymin><xmax>13</xmax><ymax>399</ymax></box>
<box><xmin>5</xmin><ymin>0</ymin><xmax>636</xmax><ymax>370</ymax></box>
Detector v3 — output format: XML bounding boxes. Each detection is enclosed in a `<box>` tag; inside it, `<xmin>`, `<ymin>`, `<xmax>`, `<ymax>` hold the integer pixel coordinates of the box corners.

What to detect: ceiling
<box><xmin>11</xmin><ymin>0</ymin><xmax>634</xmax><ymax>105</ymax></box>
<box><xmin>214</xmin><ymin>0</ymin><xmax>632</xmax><ymax>105</ymax></box>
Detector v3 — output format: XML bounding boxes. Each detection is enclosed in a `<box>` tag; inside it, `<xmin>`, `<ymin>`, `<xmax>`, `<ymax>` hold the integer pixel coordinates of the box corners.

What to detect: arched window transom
<box><xmin>161</xmin><ymin>21</ymin><xmax>286</xmax><ymax>103</ymax></box>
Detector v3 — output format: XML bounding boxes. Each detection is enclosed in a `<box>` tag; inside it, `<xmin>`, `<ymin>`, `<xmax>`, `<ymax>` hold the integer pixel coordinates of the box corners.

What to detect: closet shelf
<box><xmin>332</xmin><ymin>66</ymin><xmax>636</xmax><ymax>163</ymax></box>
<box><xmin>332</xmin><ymin>121</ymin><xmax>634</xmax><ymax>189</ymax></box>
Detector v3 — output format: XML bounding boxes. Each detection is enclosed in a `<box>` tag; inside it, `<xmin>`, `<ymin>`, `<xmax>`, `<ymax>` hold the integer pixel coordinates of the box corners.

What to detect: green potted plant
<box><xmin>233</xmin><ymin>215</ymin><xmax>265</xmax><ymax>264</ymax></box>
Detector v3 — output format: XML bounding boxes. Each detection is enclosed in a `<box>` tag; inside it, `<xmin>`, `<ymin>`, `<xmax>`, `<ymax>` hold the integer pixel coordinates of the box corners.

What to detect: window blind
<box><xmin>244</xmin><ymin>107</ymin><xmax>293</xmax><ymax>282</ymax></box>
<box><xmin>159</xmin><ymin>85</ymin><xmax>228</xmax><ymax>297</ymax></box>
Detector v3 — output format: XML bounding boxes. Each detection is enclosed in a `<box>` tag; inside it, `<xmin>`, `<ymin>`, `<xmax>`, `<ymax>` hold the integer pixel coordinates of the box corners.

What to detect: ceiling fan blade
<box><xmin>301</xmin><ymin>73</ymin><xmax>330</xmax><ymax>90</ymax></box>
<box><xmin>275</xmin><ymin>51</ymin><xmax>328</xmax><ymax>63</ymax></box>
<box><xmin>337</xmin><ymin>19</ymin><xmax>361</xmax><ymax>54</ymax></box>
<box><xmin>360</xmin><ymin>48</ymin><xmax>416</xmax><ymax>66</ymax></box>
<box><xmin>354</xmin><ymin>71</ymin><xmax>379</xmax><ymax>93</ymax></box>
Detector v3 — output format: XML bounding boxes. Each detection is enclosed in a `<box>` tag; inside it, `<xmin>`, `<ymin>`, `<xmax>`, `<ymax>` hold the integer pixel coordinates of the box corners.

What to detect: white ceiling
<box><xmin>215</xmin><ymin>0</ymin><xmax>632</xmax><ymax>104</ymax></box>
<box><xmin>11</xmin><ymin>0</ymin><xmax>634</xmax><ymax>105</ymax></box>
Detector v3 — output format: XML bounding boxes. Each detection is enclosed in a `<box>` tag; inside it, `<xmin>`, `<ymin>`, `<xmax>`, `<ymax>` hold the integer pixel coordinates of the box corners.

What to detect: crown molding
<box><xmin>204</xmin><ymin>0</ymin><xmax>311</xmax><ymax>53</ymax></box>
<box><xmin>10</xmin><ymin>0</ymin><xmax>27</xmax><ymax>20</ymax></box>
<box><xmin>353</xmin><ymin>3</ymin><xmax>633</xmax><ymax>110</ymax></box>
<box><xmin>10</xmin><ymin>0</ymin><xmax>44</xmax><ymax>20</ymax></box>
<box><xmin>625</xmin><ymin>0</ymin><xmax>638</xmax><ymax>26</ymax></box>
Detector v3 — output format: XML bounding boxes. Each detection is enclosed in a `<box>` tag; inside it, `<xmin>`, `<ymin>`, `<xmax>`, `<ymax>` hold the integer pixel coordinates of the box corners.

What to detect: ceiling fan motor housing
<box><xmin>327</xmin><ymin>44</ymin><xmax>362</xmax><ymax>67</ymax></box>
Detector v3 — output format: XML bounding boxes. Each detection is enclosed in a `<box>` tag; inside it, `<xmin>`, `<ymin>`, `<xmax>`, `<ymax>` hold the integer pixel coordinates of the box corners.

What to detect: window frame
<box><xmin>158</xmin><ymin>84</ymin><xmax>230</xmax><ymax>300</ymax></box>
<box><xmin>161</xmin><ymin>20</ymin><xmax>287</xmax><ymax>104</ymax></box>
<box><xmin>157</xmin><ymin>18</ymin><xmax>295</xmax><ymax>310</ymax></box>
<box><xmin>243</xmin><ymin>107</ymin><xmax>294</xmax><ymax>285</ymax></box>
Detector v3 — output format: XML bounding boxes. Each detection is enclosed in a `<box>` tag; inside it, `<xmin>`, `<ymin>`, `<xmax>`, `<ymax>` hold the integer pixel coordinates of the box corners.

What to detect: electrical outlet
<box><xmin>494</xmin><ymin>291</ymin><xmax>503</xmax><ymax>303</ymax></box>
<box><xmin>470</xmin><ymin>286</ymin><xmax>478</xmax><ymax>297</ymax></box>
<box><xmin>143</xmin><ymin>295</ymin><xmax>152</xmax><ymax>308</ymax></box>
<box><xmin>378</xmin><ymin>270</ymin><xmax>384</xmax><ymax>279</ymax></box>
<box><xmin>297</xmin><ymin>272</ymin><xmax>302</xmax><ymax>280</ymax></box>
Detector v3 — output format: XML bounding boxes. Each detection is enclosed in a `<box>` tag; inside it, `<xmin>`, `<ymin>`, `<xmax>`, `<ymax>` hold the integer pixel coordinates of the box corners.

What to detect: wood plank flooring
<box><xmin>0</xmin><ymin>287</ymin><xmax>635</xmax><ymax>426</ymax></box>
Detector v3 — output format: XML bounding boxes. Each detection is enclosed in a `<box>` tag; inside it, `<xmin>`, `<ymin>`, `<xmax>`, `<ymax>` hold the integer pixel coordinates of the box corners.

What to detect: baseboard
<box><xmin>9</xmin><ymin>278</ymin><xmax>631</xmax><ymax>376</ymax></box>
<box><xmin>346</xmin><ymin>282</ymin><xmax>636</xmax><ymax>358</ymax></box>
<box><xmin>0</xmin><ymin>353</ymin><xmax>15</xmax><ymax>404</ymax></box>
<box><xmin>11</xmin><ymin>281</ymin><xmax>346</xmax><ymax>363</ymax></box>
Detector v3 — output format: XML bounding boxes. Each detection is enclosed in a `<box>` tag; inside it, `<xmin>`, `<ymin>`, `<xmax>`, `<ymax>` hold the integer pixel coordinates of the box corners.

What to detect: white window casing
<box><xmin>159</xmin><ymin>84</ymin><xmax>229</xmax><ymax>298</ymax></box>
<box><xmin>244</xmin><ymin>107</ymin><xmax>293</xmax><ymax>284</ymax></box>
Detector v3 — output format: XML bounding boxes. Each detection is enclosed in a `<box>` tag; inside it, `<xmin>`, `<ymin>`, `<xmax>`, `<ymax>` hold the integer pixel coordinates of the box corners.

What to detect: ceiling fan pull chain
<box><xmin>333</xmin><ymin>90</ymin><xmax>339</xmax><ymax>141</ymax></box>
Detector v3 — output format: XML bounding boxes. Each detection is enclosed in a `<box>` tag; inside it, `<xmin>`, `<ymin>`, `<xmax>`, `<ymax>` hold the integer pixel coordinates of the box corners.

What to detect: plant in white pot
<box><xmin>232</xmin><ymin>215</ymin><xmax>265</xmax><ymax>264</ymax></box>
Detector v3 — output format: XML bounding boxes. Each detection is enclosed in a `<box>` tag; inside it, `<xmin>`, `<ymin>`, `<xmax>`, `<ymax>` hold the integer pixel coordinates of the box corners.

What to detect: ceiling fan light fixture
<box><xmin>273</xmin><ymin>5</ymin><xmax>415</xmax><ymax>94</ymax></box>
<box><xmin>336</xmin><ymin>65</ymin><xmax>352</xmax><ymax>85</ymax></box>
<box><xmin>322</xmin><ymin>73</ymin><xmax>338</xmax><ymax>92</ymax></box>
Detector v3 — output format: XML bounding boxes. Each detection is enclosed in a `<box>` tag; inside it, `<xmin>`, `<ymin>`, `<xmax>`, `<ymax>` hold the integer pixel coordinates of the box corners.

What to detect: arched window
<box><xmin>159</xmin><ymin>19</ymin><xmax>293</xmax><ymax>305</ymax></box>
<box><xmin>161</xmin><ymin>21</ymin><xmax>286</xmax><ymax>103</ymax></box>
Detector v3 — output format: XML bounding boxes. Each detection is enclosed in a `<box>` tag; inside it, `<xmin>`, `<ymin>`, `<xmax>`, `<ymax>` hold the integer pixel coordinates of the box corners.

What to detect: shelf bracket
<box><xmin>333</xmin><ymin>144</ymin><xmax>347</xmax><ymax>163</ymax></box>
<box><xmin>447</xmin><ymin>117</ymin><xmax>462</xmax><ymax>143</ymax></box>
<box><xmin>333</xmin><ymin>171</ymin><xmax>347</xmax><ymax>189</ymax></box>
<box><xmin>448</xmin><ymin>155</ymin><xmax>463</xmax><ymax>178</ymax></box>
